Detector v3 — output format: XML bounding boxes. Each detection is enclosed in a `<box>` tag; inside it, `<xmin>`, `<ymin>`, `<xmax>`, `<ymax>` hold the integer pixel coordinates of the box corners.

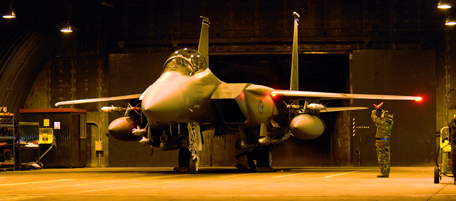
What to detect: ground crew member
<box><xmin>371</xmin><ymin>102</ymin><xmax>393</xmax><ymax>178</ymax></box>
<box><xmin>448</xmin><ymin>113</ymin><xmax>456</xmax><ymax>184</ymax></box>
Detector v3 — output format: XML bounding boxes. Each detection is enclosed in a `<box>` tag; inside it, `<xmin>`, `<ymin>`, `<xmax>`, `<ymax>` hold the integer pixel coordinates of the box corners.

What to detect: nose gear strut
<box><xmin>187</xmin><ymin>122</ymin><xmax>202</xmax><ymax>174</ymax></box>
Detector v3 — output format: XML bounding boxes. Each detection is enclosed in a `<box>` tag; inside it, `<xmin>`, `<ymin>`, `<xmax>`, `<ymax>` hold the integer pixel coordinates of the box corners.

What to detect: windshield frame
<box><xmin>162</xmin><ymin>49</ymin><xmax>208</xmax><ymax>76</ymax></box>
<box><xmin>162</xmin><ymin>55</ymin><xmax>194</xmax><ymax>75</ymax></box>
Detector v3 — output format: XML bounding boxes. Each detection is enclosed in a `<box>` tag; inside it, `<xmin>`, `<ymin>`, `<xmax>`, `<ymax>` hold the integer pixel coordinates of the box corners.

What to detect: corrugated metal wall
<box><xmin>19</xmin><ymin>110</ymin><xmax>88</xmax><ymax>168</ymax></box>
<box><xmin>351</xmin><ymin>50</ymin><xmax>436</xmax><ymax>166</ymax></box>
<box><xmin>9</xmin><ymin>0</ymin><xmax>447</xmax><ymax>167</ymax></box>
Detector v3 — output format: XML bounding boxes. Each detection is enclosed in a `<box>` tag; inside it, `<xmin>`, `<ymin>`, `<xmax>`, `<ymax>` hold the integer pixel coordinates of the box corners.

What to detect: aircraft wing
<box><xmin>321</xmin><ymin>107</ymin><xmax>368</xmax><ymax>113</ymax></box>
<box><xmin>271</xmin><ymin>90</ymin><xmax>422</xmax><ymax>101</ymax></box>
<box><xmin>55</xmin><ymin>94</ymin><xmax>142</xmax><ymax>106</ymax></box>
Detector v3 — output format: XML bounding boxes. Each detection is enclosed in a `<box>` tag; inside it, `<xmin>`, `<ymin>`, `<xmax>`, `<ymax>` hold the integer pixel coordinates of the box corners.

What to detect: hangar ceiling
<box><xmin>0</xmin><ymin>0</ymin><xmax>449</xmax><ymax>114</ymax></box>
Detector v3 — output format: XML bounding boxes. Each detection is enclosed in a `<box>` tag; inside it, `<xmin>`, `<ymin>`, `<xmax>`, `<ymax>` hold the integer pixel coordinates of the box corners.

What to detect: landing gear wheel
<box><xmin>246</xmin><ymin>152</ymin><xmax>257</xmax><ymax>172</ymax></box>
<box><xmin>178</xmin><ymin>147</ymin><xmax>190</xmax><ymax>168</ymax></box>
<box><xmin>434</xmin><ymin>166</ymin><xmax>440</xmax><ymax>184</ymax></box>
<box><xmin>189</xmin><ymin>154</ymin><xmax>199</xmax><ymax>174</ymax></box>
<box><xmin>257</xmin><ymin>146</ymin><xmax>272</xmax><ymax>168</ymax></box>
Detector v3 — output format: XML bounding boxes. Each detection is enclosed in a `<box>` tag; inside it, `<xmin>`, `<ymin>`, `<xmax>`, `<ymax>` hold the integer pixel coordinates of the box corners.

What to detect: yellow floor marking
<box><xmin>67</xmin><ymin>180</ymin><xmax>183</xmax><ymax>194</ymax></box>
<box><xmin>324</xmin><ymin>171</ymin><xmax>357</xmax><ymax>178</ymax></box>
<box><xmin>272</xmin><ymin>173</ymin><xmax>304</xmax><ymax>178</ymax></box>
<box><xmin>0</xmin><ymin>179</ymin><xmax>75</xmax><ymax>187</ymax></box>
<box><xmin>220</xmin><ymin>173</ymin><xmax>253</xmax><ymax>178</ymax></box>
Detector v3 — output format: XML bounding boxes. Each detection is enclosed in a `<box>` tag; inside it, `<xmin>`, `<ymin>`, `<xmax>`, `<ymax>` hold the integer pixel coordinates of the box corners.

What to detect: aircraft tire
<box><xmin>434</xmin><ymin>166</ymin><xmax>440</xmax><ymax>184</ymax></box>
<box><xmin>258</xmin><ymin>146</ymin><xmax>272</xmax><ymax>168</ymax></box>
<box><xmin>247</xmin><ymin>152</ymin><xmax>257</xmax><ymax>172</ymax></box>
<box><xmin>178</xmin><ymin>147</ymin><xmax>190</xmax><ymax>168</ymax></box>
<box><xmin>189</xmin><ymin>155</ymin><xmax>198</xmax><ymax>174</ymax></box>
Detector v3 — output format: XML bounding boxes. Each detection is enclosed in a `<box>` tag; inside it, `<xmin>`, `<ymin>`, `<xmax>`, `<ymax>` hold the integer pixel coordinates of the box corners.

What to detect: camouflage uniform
<box><xmin>371</xmin><ymin>109</ymin><xmax>394</xmax><ymax>178</ymax></box>
<box><xmin>449</xmin><ymin>116</ymin><xmax>456</xmax><ymax>184</ymax></box>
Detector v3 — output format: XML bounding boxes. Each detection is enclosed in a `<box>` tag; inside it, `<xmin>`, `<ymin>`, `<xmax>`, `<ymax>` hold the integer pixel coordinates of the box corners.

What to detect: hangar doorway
<box><xmin>210</xmin><ymin>53</ymin><xmax>350</xmax><ymax>167</ymax></box>
<box><xmin>107</xmin><ymin>50</ymin><xmax>435</xmax><ymax>168</ymax></box>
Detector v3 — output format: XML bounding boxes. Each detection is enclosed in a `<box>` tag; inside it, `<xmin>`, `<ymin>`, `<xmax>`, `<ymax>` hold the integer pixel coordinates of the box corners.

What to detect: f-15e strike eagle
<box><xmin>56</xmin><ymin>12</ymin><xmax>422</xmax><ymax>173</ymax></box>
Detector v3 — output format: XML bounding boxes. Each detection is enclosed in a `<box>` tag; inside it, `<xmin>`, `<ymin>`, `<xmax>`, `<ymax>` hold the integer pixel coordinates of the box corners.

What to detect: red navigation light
<box><xmin>414</xmin><ymin>93</ymin><xmax>430</xmax><ymax>104</ymax></box>
<box><xmin>271</xmin><ymin>92</ymin><xmax>277</xmax><ymax>97</ymax></box>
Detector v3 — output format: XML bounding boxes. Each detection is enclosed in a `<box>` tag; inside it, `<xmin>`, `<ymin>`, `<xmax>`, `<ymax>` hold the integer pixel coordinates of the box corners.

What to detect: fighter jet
<box><xmin>56</xmin><ymin>13</ymin><xmax>421</xmax><ymax>173</ymax></box>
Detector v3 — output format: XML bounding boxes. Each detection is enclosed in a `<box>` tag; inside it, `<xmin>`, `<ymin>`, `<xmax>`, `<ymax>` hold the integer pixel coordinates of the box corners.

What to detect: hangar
<box><xmin>0</xmin><ymin>1</ymin><xmax>454</xmax><ymax>198</ymax></box>
<box><xmin>0</xmin><ymin>0</ymin><xmax>446</xmax><ymax>168</ymax></box>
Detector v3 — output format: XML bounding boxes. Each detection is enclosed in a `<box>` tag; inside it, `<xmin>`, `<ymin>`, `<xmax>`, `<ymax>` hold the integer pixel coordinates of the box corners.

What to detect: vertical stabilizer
<box><xmin>290</xmin><ymin>12</ymin><xmax>300</xmax><ymax>91</ymax></box>
<box><xmin>198</xmin><ymin>16</ymin><xmax>210</xmax><ymax>64</ymax></box>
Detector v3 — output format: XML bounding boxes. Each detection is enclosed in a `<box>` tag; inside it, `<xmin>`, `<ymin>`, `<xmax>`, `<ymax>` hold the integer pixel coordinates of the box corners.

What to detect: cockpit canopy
<box><xmin>163</xmin><ymin>49</ymin><xmax>207</xmax><ymax>76</ymax></box>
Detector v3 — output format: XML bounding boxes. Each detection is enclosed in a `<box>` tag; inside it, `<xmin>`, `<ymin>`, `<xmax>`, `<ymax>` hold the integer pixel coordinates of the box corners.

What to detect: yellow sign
<box><xmin>44</xmin><ymin>119</ymin><xmax>49</xmax><ymax>127</ymax></box>
<box><xmin>39</xmin><ymin>128</ymin><xmax>54</xmax><ymax>144</ymax></box>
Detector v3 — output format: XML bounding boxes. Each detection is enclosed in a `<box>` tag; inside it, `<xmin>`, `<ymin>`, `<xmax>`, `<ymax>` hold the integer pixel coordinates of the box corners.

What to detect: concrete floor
<box><xmin>0</xmin><ymin>167</ymin><xmax>454</xmax><ymax>201</ymax></box>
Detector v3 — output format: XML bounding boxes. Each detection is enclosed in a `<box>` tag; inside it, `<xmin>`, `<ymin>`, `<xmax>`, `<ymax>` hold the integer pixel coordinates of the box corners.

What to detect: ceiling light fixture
<box><xmin>61</xmin><ymin>1</ymin><xmax>74</xmax><ymax>33</ymax></box>
<box><xmin>446</xmin><ymin>18</ymin><xmax>456</xmax><ymax>26</ymax></box>
<box><xmin>438</xmin><ymin>1</ymin><xmax>452</xmax><ymax>9</ymax></box>
<box><xmin>60</xmin><ymin>21</ymin><xmax>73</xmax><ymax>33</ymax></box>
<box><xmin>2</xmin><ymin>0</ymin><xmax>16</xmax><ymax>19</ymax></box>
<box><xmin>445</xmin><ymin>8</ymin><xmax>456</xmax><ymax>26</ymax></box>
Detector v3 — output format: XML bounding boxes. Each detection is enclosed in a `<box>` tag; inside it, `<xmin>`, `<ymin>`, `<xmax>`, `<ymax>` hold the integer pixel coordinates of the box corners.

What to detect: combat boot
<box><xmin>377</xmin><ymin>174</ymin><xmax>389</xmax><ymax>178</ymax></box>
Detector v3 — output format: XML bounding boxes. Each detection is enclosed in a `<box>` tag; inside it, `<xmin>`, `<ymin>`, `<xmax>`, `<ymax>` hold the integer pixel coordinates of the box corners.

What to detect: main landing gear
<box><xmin>177</xmin><ymin>122</ymin><xmax>201</xmax><ymax>174</ymax></box>
<box><xmin>178</xmin><ymin>147</ymin><xmax>199</xmax><ymax>174</ymax></box>
<box><xmin>237</xmin><ymin>146</ymin><xmax>273</xmax><ymax>172</ymax></box>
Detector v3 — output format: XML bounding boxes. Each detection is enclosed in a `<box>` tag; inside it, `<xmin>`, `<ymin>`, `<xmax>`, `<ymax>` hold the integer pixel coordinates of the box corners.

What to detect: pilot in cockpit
<box><xmin>163</xmin><ymin>49</ymin><xmax>207</xmax><ymax>76</ymax></box>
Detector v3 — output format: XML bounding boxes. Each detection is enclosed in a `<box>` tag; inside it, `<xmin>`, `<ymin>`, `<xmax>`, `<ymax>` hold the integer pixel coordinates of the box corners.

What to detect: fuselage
<box><xmin>140</xmin><ymin>48</ymin><xmax>286</xmax><ymax>132</ymax></box>
<box><xmin>141</xmin><ymin>49</ymin><xmax>223</xmax><ymax>125</ymax></box>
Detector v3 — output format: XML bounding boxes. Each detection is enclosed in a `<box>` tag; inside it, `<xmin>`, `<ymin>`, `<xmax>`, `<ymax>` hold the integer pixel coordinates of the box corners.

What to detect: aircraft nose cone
<box><xmin>141</xmin><ymin>83</ymin><xmax>185</xmax><ymax>123</ymax></box>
